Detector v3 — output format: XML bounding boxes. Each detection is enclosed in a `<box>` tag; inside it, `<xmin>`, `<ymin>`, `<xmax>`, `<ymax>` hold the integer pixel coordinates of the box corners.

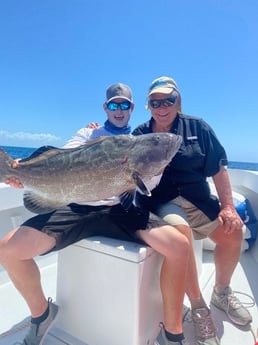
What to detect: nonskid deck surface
<box><xmin>0</xmin><ymin>250</ymin><xmax>257</xmax><ymax>345</ymax></box>
<box><xmin>184</xmin><ymin>250</ymin><xmax>258</xmax><ymax>345</ymax></box>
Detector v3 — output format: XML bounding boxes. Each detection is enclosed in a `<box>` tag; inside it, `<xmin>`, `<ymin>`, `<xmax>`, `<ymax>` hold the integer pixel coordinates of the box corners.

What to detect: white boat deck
<box><xmin>0</xmin><ymin>248</ymin><xmax>257</xmax><ymax>345</ymax></box>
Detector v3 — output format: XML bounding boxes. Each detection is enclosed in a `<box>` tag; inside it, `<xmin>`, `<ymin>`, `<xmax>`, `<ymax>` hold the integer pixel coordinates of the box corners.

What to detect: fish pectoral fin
<box><xmin>23</xmin><ymin>191</ymin><xmax>65</xmax><ymax>214</ymax></box>
<box><xmin>119</xmin><ymin>191</ymin><xmax>135</xmax><ymax>210</ymax></box>
<box><xmin>132</xmin><ymin>172</ymin><xmax>151</xmax><ymax>196</ymax></box>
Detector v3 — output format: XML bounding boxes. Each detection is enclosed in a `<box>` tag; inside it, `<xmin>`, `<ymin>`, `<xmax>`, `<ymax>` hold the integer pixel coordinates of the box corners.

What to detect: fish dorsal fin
<box><xmin>22</xmin><ymin>146</ymin><xmax>58</xmax><ymax>160</ymax></box>
<box><xmin>19</xmin><ymin>137</ymin><xmax>110</xmax><ymax>166</ymax></box>
<box><xmin>119</xmin><ymin>191</ymin><xmax>135</xmax><ymax>210</ymax></box>
<box><xmin>23</xmin><ymin>191</ymin><xmax>65</xmax><ymax>214</ymax></box>
<box><xmin>132</xmin><ymin>172</ymin><xmax>151</xmax><ymax>196</ymax></box>
<box><xmin>19</xmin><ymin>147</ymin><xmax>66</xmax><ymax>166</ymax></box>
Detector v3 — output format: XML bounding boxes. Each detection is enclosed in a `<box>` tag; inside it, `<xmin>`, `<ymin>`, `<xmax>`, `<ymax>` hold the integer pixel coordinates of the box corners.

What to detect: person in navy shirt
<box><xmin>133</xmin><ymin>76</ymin><xmax>252</xmax><ymax>345</ymax></box>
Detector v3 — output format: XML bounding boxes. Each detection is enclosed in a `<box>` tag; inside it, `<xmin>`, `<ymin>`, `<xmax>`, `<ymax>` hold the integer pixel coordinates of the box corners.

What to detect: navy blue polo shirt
<box><xmin>132</xmin><ymin>114</ymin><xmax>228</xmax><ymax>220</ymax></box>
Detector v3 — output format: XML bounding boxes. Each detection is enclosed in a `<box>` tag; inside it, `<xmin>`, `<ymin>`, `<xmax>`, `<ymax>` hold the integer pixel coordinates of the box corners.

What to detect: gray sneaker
<box><xmin>210</xmin><ymin>287</ymin><xmax>252</xmax><ymax>326</ymax></box>
<box><xmin>192</xmin><ymin>307</ymin><xmax>220</xmax><ymax>345</ymax></box>
<box><xmin>22</xmin><ymin>298</ymin><xmax>59</xmax><ymax>345</ymax></box>
<box><xmin>154</xmin><ymin>325</ymin><xmax>189</xmax><ymax>345</ymax></box>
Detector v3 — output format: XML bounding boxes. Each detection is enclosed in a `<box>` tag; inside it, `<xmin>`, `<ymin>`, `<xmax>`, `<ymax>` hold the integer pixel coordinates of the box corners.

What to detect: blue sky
<box><xmin>0</xmin><ymin>0</ymin><xmax>257</xmax><ymax>162</ymax></box>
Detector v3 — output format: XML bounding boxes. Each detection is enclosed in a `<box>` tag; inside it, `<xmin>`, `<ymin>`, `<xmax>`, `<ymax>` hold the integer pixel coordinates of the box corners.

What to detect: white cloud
<box><xmin>0</xmin><ymin>130</ymin><xmax>60</xmax><ymax>142</ymax></box>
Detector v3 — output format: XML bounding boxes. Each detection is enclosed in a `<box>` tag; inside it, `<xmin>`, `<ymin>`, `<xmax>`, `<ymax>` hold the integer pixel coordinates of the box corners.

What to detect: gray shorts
<box><xmin>155</xmin><ymin>196</ymin><xmax>219</xmax><ymax>240</ymax></box>
<box><xmin>22</xmin><ymin>203</ymin><xmax>167</xmax><ymax>253</ymax></box>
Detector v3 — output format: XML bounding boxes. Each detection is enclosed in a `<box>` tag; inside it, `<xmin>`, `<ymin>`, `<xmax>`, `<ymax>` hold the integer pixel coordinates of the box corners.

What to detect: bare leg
<box><xmin>137</xmin><ymin>225</ymin><xmax>190</xmax><ymax>334</ymax></box>
<box><xmin>209</xmin><ymin>224</ymin><xmax>242</xmax><ymax>287</ymax></box>
<box><xmin>174</xmin><ymin>224</ymin><xmax>201</xmax><ymax>302</ymax></box>
<box><xmin>156</xmin><ymin>203</ymin><xmax>204</xmax><ymax>305</ymax></box>
<box><xmin>0</xmin><ymin>226</ymin><xmax>56</xmax><ymax>317</ymax></box>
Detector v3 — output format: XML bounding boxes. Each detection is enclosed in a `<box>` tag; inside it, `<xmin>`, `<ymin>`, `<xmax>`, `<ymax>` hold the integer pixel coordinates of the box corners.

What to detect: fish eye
<box><xmin>153</xmin><ymin>135</ymin><xmax>161</xmax><ymax>145</ymax></box>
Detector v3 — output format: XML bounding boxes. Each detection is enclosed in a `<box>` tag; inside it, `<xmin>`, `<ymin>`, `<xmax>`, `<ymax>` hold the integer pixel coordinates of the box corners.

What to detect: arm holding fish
<box><xmin>5</xmin><ymin>176</ymin><xmax>23</xmax><ymax>188</ymax></box>
<box><xmin>5</xmin><ymin>159</ymin><xmax>24</xmax><ymax>188</ymax></box>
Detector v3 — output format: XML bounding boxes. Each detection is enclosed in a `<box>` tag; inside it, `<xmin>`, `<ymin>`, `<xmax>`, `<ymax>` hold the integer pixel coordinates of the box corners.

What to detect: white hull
<box><xmin>0</xmin><ymin>169</ymin><xmax>258</xmax><ymax>345</ymax></box>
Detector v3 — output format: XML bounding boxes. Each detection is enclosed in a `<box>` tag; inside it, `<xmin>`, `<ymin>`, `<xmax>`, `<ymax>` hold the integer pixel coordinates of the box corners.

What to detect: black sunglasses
<box><xmin>106</xmin><ymin>101</ymin><xmax>131</xmax><ymax>111</ymax></box>
<box><xmin>148</xmin><ymin>97</ymin><xmax>177</xmax><ymax>109</ymax></box>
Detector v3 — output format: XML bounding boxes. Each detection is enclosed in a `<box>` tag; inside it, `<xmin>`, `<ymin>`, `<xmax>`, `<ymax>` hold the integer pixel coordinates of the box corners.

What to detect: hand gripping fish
<box><xmin>0</xmin><ymin>133</ymin><xmax>182</xmax><ymax>214</ymax></box>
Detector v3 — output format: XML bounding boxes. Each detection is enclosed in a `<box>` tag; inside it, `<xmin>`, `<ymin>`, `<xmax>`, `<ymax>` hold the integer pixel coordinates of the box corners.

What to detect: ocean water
<box><xmin>1</xmin><ymin>145</ymin><xmax>258</xmax><ymax>171</ymax></box>
<box><xmin>1</xmin><ymin>145</ymin><xmax>36</xmax><ymax>160</ymax></box>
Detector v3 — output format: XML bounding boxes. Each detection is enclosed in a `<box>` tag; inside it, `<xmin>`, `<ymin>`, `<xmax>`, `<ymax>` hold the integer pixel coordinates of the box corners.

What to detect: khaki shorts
<box><xmin>156</xmin><ymin>196</ymin><xmax>219</xmax><ymax>240</ymax></box>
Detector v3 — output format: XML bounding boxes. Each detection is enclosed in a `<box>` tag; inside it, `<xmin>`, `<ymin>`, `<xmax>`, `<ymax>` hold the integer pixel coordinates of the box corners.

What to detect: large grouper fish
<box><xmin>0</xmin><ymin>133</ymin><xmax>182</xmax><ymax>214</ymax></box>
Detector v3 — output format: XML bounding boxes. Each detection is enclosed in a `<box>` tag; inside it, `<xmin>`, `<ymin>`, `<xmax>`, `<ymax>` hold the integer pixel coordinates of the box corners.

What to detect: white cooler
<box><xmin>55</xmin><ymin>236</ymin><xmax>163</xmax><ymax>345</ymax></box>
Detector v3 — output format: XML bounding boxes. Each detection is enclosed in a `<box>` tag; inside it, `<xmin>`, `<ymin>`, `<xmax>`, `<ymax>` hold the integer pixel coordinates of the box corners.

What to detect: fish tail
<box><xmin>0</xmin><ymin>148</ymin><xmax>14</xmax><ymax>182</ymax></box>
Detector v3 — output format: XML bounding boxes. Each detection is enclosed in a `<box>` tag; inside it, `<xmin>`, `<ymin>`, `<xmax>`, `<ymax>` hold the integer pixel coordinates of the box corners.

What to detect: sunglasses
<box><xmin>107</xmin><ymin>101</ymin><xmax>131</xmax><ymax>111</ymax></box>
<box><xmin>148</xmin><ymin>97</ymin><xmax>177</xmax><ymax>109</ymax></box>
